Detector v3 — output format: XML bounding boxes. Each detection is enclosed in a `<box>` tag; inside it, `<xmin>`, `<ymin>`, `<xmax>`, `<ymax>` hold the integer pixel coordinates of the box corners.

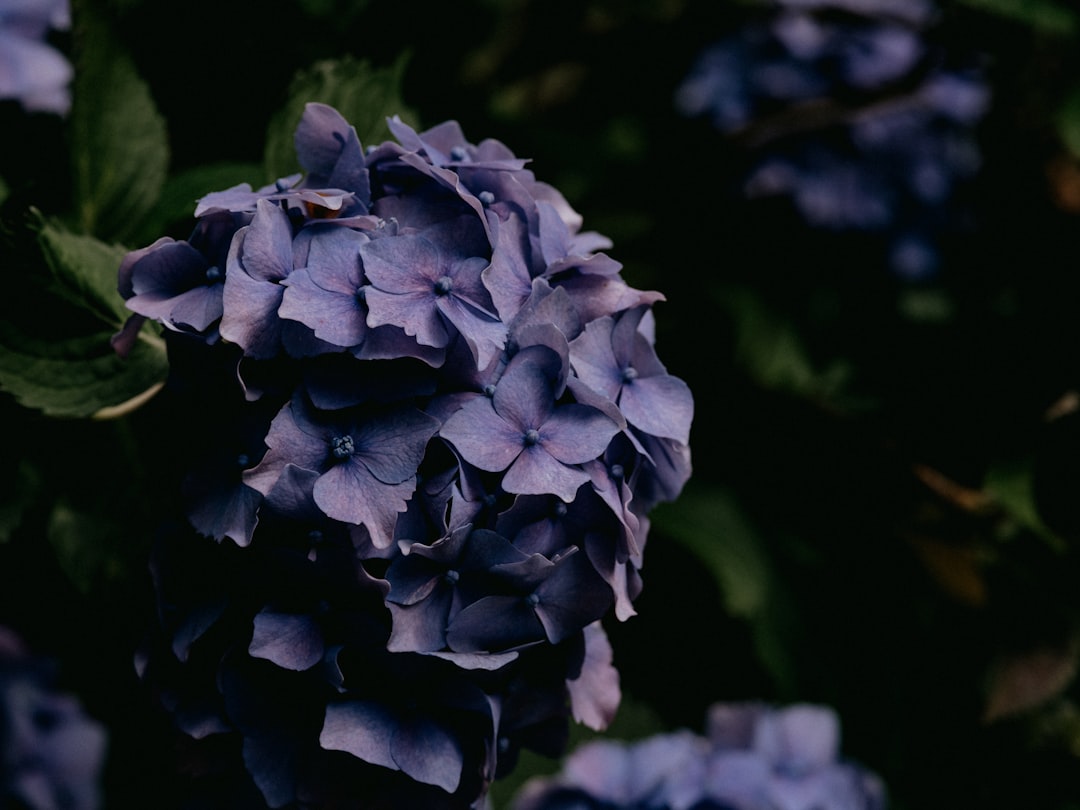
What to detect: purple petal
<box><xmin>503</xmin><ymin>446</ymin><xmax>589</xmax><ymax>502</ymax></box>
<box><xmin>248</xmin><ymin>610</ymin><xmax>324</xmax><ymax>671</ymax></box>
<box><xmin>392</xmin><ymin>714</ymin><xmax>463</xmax><ymax>792</ymax></box>
<box><xmin>438</xmin><ymin>397</ymin><xmax>525</xmax><ymax>473</ymax></box>
<box><xmin>567</xmin><ymin>622</ymin><xmax>621</xmax><ymax>731</ymax></box>
<box><xmin>619</xmin><ymin>374</ymin><xmax>694</xmax><ymax>445</ymax></box>
<box><xmin>320</xmin><ymin>701</ymin><xmax>399</xmax><ymax>772</ymax></box>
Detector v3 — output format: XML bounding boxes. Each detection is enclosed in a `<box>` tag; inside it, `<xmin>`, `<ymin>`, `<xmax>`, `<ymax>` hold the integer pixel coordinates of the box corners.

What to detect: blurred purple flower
<box><xmin>513</xmin><ymin>702</ymin><xmax>886</xmax><ymax>810</ymax></box>
<box><xmin>0</xmin><ymin>627</ymin><xmax>108</xmax><ymax>810</ymax></box>
<box><xmin>0</xmin><ymin>0</ymin><xmax>71</xmax><ymax>114</ymax></box>
<box><xmin>676</xmin><ymin>0</ymin><xmax>988</xmax><ymax>280</ymax></box>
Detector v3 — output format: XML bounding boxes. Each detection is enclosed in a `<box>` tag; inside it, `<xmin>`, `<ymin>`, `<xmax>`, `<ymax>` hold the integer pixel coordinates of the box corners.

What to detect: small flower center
<box><xmin>450</xmin><ymin>146</ymin><xmax>468</xmax><ymax>161</ymax></box>
<box><xmin>478</xmin><ymin>190</ymin><xmax>495</xmax><ymax>206</ymax></box>
<box><xmin>552</xmin><ymin>501</ymin><xmax>568</xmax><ymax>519</ymax></box>
<box><xmin>482</xmin><ymin>383</ymin><xmax>496</xmax><ymax>398</ymax></box>
<box><xmin>434</xmin><ymin>276</ymin><xmax>453</xmax><ymax>296</ymax></box>
<box><xmin>610</xmin><ymin>464</ymin><xmax>625</xmax><ymax>481</ymax></box>
<box><xmin>525</xmin><ymin>592</ymin><xmax>541</xmax><ymax>607</ymax></box>
<box><xmin>205</xmin><ymin>266</ymin><xmax>222</xmax><ymax>284</ymax></box>
<box><xmin>355</xmin><ymin>286</ymin><xmax>366</xmax><ymax>302</ymax></box>
<box><xmin>523</xmin><ymin>429</ymin><xmax>541</xmax><ymax>447</ymax></box>
<box><xmin>621</xmin><ymin>366</ymin><xmax>638</xmax><ymax>383</ymax></box>
<box><xmin>444</xmin><ymin>569</ymin><xmax>460</xmax><ymax>585</ymax></box>
<box><xmin>236</xmin><ymin>453</ymin><xmax>250</xmax><ymax>468</ymax></box>
<box><xmin>331</xmin><ymin>435</ymin><xmax>355</xmax><ymax>460</ymax></box>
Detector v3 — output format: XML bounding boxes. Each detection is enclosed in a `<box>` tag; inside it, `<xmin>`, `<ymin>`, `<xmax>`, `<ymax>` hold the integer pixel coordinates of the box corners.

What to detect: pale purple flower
<box><xmin>0</xmin><ymin>0</ymin><xmax>71</xmax><ymax>114</ymax></box>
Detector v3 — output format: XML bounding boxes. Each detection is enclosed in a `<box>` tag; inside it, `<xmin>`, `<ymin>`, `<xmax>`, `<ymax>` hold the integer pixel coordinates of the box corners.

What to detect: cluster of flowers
<box><xmin>116</xmin><ymin>103</ymin><xmax>693</xmax><ymax>807</ymax></box>
<box><xmin>675</xmin><ymin>0</ymin><xmax>989</xmax><ymax>279</ymax></box>
<box><xmin>0</xmin><ymin>626</ymin><xmax>107</xmax><ymax>810</ymax></box>
<box><xmin>0</xmin><ymin>0</ymin><xmax>71</xmax><ymax>114</ymax></box>
<box><xmin>513</xmin><ymin>702</ymin><xmax>886</xmax><ymax>810</ymax></box>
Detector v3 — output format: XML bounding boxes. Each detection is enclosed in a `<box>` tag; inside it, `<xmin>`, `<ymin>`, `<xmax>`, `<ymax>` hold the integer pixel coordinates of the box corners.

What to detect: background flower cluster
<box><xmin>7</xmin><ymin>0</ymin><xmax>1080</xmax><ymax>808</ymax></box>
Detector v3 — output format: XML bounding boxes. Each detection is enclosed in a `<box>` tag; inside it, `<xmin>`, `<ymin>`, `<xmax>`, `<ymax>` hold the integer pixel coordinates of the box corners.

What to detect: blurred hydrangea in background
<box><xmin>675</xmin><ymin>0</ymin><xmax>989</xmax><ymax>279</ymax></box>
<box><xmin>512</xmin><ymin>702</ymin><xmax>885</xmax><ymax>810</ymax></box>
<box><xmin>0</xmin><ymin>0</ymin><xmax>71</xmax><ymax>114</ymax></box>
<box><xmin>0</xmin><ymin>626</ymin><xmax>106</xmax><ymax>810</ymax></box>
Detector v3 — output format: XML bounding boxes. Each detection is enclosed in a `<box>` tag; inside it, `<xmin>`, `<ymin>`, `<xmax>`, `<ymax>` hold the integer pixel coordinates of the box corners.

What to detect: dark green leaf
<box><xmin>134</xmin><ymin>161</ymin><xmax>265</xmax><ymax>246</ymax></box>
<box><xmin>715</xmin><ymin>285</ymin><xmax>852</xmax><ymax>405</ymax></box>
<box><xmin>955</xmin><ymin>0</ymin><xmax>1078</xmax><ymax>34</ymax></box>
<box><xmin>653</xmin><ymin>484</ymin><xmax>799</xmax><ymax>696</ymax></box>
<box><xmin>264</xmin><ymin>54</ymin><xmax>417</xmax><ymax>181</ymax></box>
<box><xmin>1058</xmin><ymin>84</ymin><xmax>1080</xmax><ymax>160</ymax></box>
<box><xmin>0</xmin><ymin>222</ymin><xmax>167</xmax><ymax>419</ymax></box>
<box><xmin>0</xmin><ymin>461</ymin><xmax>41</xmax><ymax>544</ymax></box>
<box><xmin>69</xmin><ymin>1</ymin><xmax>169</xmax><ymax>242</ymax></box>
<box><xmin>46</xmin><ymin>499</ymin><xmax>132</xmax><ymax>594</ymax></box>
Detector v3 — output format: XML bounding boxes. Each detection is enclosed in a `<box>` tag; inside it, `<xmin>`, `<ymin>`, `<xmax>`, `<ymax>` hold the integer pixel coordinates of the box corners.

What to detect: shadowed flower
<box><xmin>120</xmin><ymin>102</ymin><xmax>692</xmax><ymax>808</ymax></box>
<box><xmin>0</xmin><ymin>627</ymin><xmax>108</xmax><ymax>810</ymax></box>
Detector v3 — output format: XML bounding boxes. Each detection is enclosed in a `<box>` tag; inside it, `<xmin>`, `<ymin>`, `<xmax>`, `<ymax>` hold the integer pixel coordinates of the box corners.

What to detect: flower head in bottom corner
<box><xmin>512</xmin><ymin>702</ymin><xmax>886</xmax><ymax>810</ymax></box>
<box><xmin>0</xmin><ymin>626</ymin><xmax>108</xmax><ymax>810</ymax></box>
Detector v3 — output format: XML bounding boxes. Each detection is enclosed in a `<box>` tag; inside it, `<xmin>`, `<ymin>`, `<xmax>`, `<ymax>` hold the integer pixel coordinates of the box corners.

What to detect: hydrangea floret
<box><xmin>512</xmin><ymin>702</ymin><xmax>887</xmax><ymax>810</ymax></box>
<box><xmin>119</xmin><ymin>103</ymin><xmax>693</xmax><ymax>808</ymax></box>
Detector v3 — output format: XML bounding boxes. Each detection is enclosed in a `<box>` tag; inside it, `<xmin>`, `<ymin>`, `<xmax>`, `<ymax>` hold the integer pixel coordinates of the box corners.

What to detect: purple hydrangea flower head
<box><xmin>120</xmin><ymin>102</ymin><xmax>693</xmax><ymax>807</ymax></box>
<box><xmin>0</xmin><ymin>0</ymin><xmax>71</xmax><ymax>114</ymax></box>
<box><xmin>0</xmin><ymin>627</ymin><xmax>108</xmax><ymax>810</ymax></box>
<box><xmin>513</xmin><ymin>702</ymin><xmax>886</xmax><ymax>810</ymax></box>
<box><xmin>676</xmin><ymin>0</ymin><xmax>988</xmax><ymax>279</ymax></box>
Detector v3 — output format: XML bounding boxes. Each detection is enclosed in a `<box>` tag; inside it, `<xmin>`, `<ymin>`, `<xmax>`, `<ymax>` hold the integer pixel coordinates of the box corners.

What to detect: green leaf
<box><xmin>264</xmin><ymin>54</ymin><xmax>417</xmax><ymax>181</ymax></box>
<box><xmin>69</xmin><ymin>0</ymin><xmax>169</xmax><ymax>242</ymax></box>
<box><xmin>0</xmin><ymin>461</ymin><xmax>42</xmax><ymax>543</ymax></box>
<box><xmin>716</xmin><ymin>285</ymin><xmax>852</xmax><ymax>405</ymax></box>
<box><xmin>955</xmin><ymin>0</ymin><xmax>1078</xmax><ymax>34</ymax></box>
<box><xmin>134</xmin><ymin>161</ymin><xmax>266</xmax><ymax>246</ymax></box>
<box><xmin>653</xmin><ymin>484</ymin><xmax>799</xmax><ymax>696</ymax></box>
<box><xmin>1058</xmin><ymin>84</ymin><xmax>1080</xmax><ymax>160</ymax></box>
<box><xmin>984</xmin><ymin>458</ymin><xmax>1067</xmax><ymax>551</ymax></box>
<box><xmin>0</xmin><ymin>221</ymin><xmax>167</xmax><ymax>419</ymax></box>
<box><xmin>47</xmin><ymin>499</ymin><xmax>133</xmax><ymax>595</ymax></box>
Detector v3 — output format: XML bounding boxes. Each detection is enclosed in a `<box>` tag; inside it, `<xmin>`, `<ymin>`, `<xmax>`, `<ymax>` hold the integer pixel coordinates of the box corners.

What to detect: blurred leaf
<box><xmin>0</xmin><ymin>221</ymin><xmax>167</xmax><ymax>418</ymax></box>
<box><xmin>46</xmin><ymin>499</ymin><xmax>132</xmax><ymax>595</ymax></box>
<box><xmin>135</xmin><ymin>161</ymin><xmax>265</xmax><ymax>246</ymax></box>
<box><xmin>717</xmin><ymin>285</ymin><xmax>851</xmax><ymax>405</ymax></box>
<box><xmin>653</xmin><ymin>484</ymin><xmax>797</xmax><ymax>695</ymax></box>
<box><xmin>984</xmin><ymin>640</ymin><xmax>1079</xmax><ymax>722</ymax></box>
<box><xmin>1058</xmin><ymin>85</ymin><xmax>1080</xmax><ymax>160</ymax></box>
<box><xmin>984</xmin><ymin>458</ymin><xmax>1066</xmax><ymax>551</ymax></box>
<box><xmin>0</xmin><ymin>461</ymin><xmax>41</xmax><ymax>543</ymax></box>
<box><xmin>956</xmin><ymin>0</ymin><xmax>1078</xmax><ymax>34</ymax></box>
<box><xmin>69</xmin><ymin>0</ymin><xmax>169</xmax><ymax>242</ymax></box>
<box><xmin>264</xmin><ymin>54</ymin><xmax>417</xmax><ymax>181</ymax></box>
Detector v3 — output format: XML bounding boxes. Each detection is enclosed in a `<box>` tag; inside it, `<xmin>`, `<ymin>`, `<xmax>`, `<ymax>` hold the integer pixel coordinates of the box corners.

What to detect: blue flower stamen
<box><xmin>434</xmin><ymin>276</ymin><xmax>453</xmax><ymax>296</ymax></box>
<box><xmin>523</xmin><ymin>429</ymin><xmax>541</xmax><ymax>447</ymax></box>
<box><xmin>478</xmin><ymin>190</ymin><xmax>495</xmax><ymax>205</ymax></box>
<box><xmin>621</xmin><ymin>366</ymin><xmax>638</xmax><ymax>383</ymax></box>
<box><xmin>450</xmin><ymin>146</ymin><xmax>468</xmax><ymax>161</ymax></box>
<box><xmin>205</xmin><ymin>266</ymin><xmax>222</xmax><ymax>284</ymax></box>
<box><xmin>444</xmin><ymin>569</ymin><xmax>460</xmax><ymax>585</ymax></box>
<box><xmin>330</xmin><ymin>435</ymin><xmax>355</xmax><ymax>460</ymax></box>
